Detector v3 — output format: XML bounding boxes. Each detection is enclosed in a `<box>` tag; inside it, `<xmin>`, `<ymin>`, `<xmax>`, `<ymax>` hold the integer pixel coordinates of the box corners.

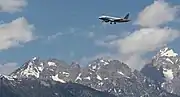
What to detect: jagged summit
<box><xmin>141</xmin><ymin>46</ymin><xmax>180</xmax><ymax>96</ymax></box>
<box><xmin>32</xmin><ymin>56</ymin><xmax>39</xmax><ymax>61</ymax></box>
<box><xmin>10</xmin><ymin>57</ymin><xmax>74</xmax><ymax>84</ymax></box>
<box><xmin>10</xmin><ymin>57</ymin><xmax>43</xmax><ymax>78</ymax></box>
<box><xmin>153</xmin><ymin>46</ymin><xmax>178</xmax><ymax>59</ymax></box>
<box><xmin>160</xmin><ymin>47</ymin><xmax>178</xmax><ymax>57</ymax></box>
<box><xmin>151</xmin><ymin>46</ymin><xmax>179</xmax><ymax>69</ymax></box>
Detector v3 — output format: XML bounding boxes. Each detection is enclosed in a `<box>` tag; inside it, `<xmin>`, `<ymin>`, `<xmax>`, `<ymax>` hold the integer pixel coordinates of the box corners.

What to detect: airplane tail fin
<box><xmin>124</xmin><ymin>13</ymin><xmax>129</xmax><ymax>19</ymax></box>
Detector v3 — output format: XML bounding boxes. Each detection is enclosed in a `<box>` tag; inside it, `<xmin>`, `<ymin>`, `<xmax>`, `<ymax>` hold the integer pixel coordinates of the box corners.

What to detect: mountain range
<box><xmin>1</xmin><ymin>46</ymin><xmax>180</xmax><ymax>97</ymax></box>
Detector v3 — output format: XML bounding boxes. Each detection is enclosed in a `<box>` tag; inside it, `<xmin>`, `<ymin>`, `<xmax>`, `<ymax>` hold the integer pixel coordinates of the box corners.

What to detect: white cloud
<box><xmin>119</xmin><ymin>54</ymin><xmax>148</xmax><ymax>70</ymax></box>
<box><xmin>104</xmin><ymin>35</ymin><xmax>119</xmax><ymax>41</ymax></box>
<box><xmin>0</xmin><ymin>62</ymin><xmax>19</xmax><ymax>75</ymax></box>
<box><xmin>47</xmin><ymin>27</ymin><xmax>79</xmax><ymax>41</ymax></box>
<box><xmin>88</xmin><ymin>32</ymin><xmax>94</xmax><ymax>38</ymax></box>
<box><xmin>0</xmin><ymin>0</ymin><xmax>27</xmax><ymax>13</ymax></box>
<box><xmin>0</xmin><ymin>17</ymin><xmax>36</xmax><ymax>51</ymax></box>
<box><xmin>95</xmin><ymin>34</ymin><xmax>119</xmax><ymax>47</ymax></box>
<box><xmin>134</xmin><ymin>0</ymin><xmax>179</xmax><ymax>27</ymax></box>
<box><xmin>111</xmin><ymin>27</ymin><xmax>180</xmax><ymax>55</ymax></box>
<box><xmin>47</xmin><ymin>32</ymin><xmax>63</xmax><ymax>41</ymax></box>
<box><xmin>69</xmin><ymin>27</ymin><xmax>76</xmax><ymax>34</ymax></box>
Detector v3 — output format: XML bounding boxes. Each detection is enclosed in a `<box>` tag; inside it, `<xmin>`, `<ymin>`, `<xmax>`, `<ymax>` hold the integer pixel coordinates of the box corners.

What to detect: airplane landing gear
<box><xmin>110</xmin><ymin>22</ymin><xmax>116</xmax><ymax>24</ymax></box>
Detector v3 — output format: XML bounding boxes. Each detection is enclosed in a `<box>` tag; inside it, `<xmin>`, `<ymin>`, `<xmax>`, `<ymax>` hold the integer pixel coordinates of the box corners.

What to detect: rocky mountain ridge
<box><xmin>1</xmin><ymin>46</ymin><xmax>180</xmax><ymax>97</ymax></box>
<box><xmin>0</xmin><ymin>76</ymin><xmax>116</xmax><ymax>97</ymax></box>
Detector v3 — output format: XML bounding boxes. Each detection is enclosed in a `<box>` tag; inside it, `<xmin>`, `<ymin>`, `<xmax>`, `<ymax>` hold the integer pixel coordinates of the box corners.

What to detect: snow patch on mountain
<box><xmin>21</xmin><ymin>61</ymin><xmax>40</xmax><ymax>78</ymax></box>
<box><xmin>62</xmin><ymin>72</ymin><xmax>69</xmax><ymax>77</ymax></box>
<box><xmin>38</xmin><ymin>62</ymin><xmax>44</xmax><ymax>72</ymax></box>
<box><xmin>0</xmin><ymin>74</ymin><xmax>15</xmax><ymax>80</ymax></box>
<box><xmin>97</xmin><ymin>74</ymin><xmax>102</xmax><ymax>80</ymax></box>
<box><xmin>48</xmin><ymin>61</ymin><xmax>56</xmax><ymax>66</ymax></box>
<box><xmin>159</xmin><ymin>47</ymin><xmax>178</xmax><ymax>57</ymax></box>
<box><xmin>117</xmin><ymin>71</ymin><xmax>124</xmax><ymax>75</ymax></box>
<box><xmin>75</xmin><ymin>73</ymin><xmax>82</xmax><ymax>81</ymax></box>
<box><xmin>163</xmin><ymin>68</ymin><xmax>174</xmax><ymax>80</ymax></box>
<box><xmin>52</xmin><ymin>74</ymin><xmax>66</xmax><ymax>83</ymax></box>
<box><xmin>84</xmin><ymin>76</ymin><xmax>91</xmax><ymax>80</ymax></box>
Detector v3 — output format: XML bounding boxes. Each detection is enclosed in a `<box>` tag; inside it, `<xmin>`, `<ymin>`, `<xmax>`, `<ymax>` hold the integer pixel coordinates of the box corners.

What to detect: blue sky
<box><xmin>0</xmin><ymin>0</ymin><xmax>180</xmax><ymax>72</ymax></box>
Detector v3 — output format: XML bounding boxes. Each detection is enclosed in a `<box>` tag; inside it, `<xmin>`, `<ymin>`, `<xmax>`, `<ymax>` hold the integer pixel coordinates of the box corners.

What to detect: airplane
<box><xmin>98</xmin><ymin>13</ymin><xmax>130</xmax><ymax>24</ymax></box>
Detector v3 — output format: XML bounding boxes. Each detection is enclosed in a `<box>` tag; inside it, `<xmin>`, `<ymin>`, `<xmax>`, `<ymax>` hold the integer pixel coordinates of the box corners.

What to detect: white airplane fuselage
<box><xmin>98</xmin><ymin>13</ymin><xmax>130</xmax><ymax>24</ymax></box>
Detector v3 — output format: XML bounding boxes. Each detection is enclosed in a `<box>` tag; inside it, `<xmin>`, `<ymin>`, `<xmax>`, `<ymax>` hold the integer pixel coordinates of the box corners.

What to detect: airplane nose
<box><xmin>98</xmin><ymin>17</ymin><xmax>102</xmax><ymax>19</ymax></box>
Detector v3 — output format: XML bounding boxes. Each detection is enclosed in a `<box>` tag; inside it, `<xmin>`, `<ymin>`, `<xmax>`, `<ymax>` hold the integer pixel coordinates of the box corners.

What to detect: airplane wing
<box><xmin>109</xmin><ymin>18</ymin><xmax>115</xmax><ymax>21</ymax></box>
<box><xmin>112</xmin><ymin>18</ymin><xmax>123</xmax><ymax>22</ymax></box>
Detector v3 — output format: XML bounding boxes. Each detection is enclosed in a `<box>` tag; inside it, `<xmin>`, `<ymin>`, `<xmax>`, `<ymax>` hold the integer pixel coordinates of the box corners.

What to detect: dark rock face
<box><xmin>0</xmin><ymin>77</ymin><xmax>116</xmax><ymax>97</ymax></box>
<box><xmin>141</xmin><ymin>62</ymin><xmax>165</xmax><ymax>84</ymax></box>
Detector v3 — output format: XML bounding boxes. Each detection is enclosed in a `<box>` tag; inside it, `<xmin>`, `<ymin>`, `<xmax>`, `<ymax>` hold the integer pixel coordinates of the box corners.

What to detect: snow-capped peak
<box><xmin>141</xmin><ymin>46</ymin><xmax>180</xmax><ymax>95</ymax></box>
<box><xmin>10</xmin><ymin>57</ymin><xmax>75</xmax><ymax>84</ymax></box>
<box><xmin>10</xmin><ymin>57</ymin><xmax>44</xmax><ymax>79</ymax></box>
<box><xmin>88</xmin><ymin>58</ymin><xmax>110</xmax><ymax>70</ymax></box>
<box><xmin>159</xmin><ymin>47</ymin><xmax>178</xmax><ymax>57</ymax></box>
<box><xmin>15</xmin><ymin>61</ymin><xmax>41</xmax><ymax>78</ymax></box>
<box><xmin>150</xmin><ymin>47</ymin><xmax>179</xmax><ymax>79</ymax></box>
